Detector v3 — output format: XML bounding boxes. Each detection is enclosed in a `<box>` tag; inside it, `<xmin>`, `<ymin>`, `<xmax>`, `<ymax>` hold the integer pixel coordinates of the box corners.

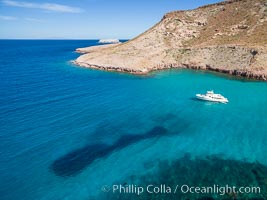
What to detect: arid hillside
<box><xmin>75</xmin><ymin>0</ymin><xmax>267</xmax><ymax>80</ymax></box>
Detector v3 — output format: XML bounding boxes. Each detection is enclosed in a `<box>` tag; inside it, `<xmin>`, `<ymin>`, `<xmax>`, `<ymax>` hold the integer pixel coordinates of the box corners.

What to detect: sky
<box><xmin>0</xmin><ymin>0</ymin><xmax>223</xmax><ymax>39</ymax></box>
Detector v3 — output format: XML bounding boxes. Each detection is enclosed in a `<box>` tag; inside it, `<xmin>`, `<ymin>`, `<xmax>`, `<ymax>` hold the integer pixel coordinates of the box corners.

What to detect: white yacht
<box><xmin>196</xmin><ymin>90</ymin><xmax>229</xmax><ymax>103</ymax></box>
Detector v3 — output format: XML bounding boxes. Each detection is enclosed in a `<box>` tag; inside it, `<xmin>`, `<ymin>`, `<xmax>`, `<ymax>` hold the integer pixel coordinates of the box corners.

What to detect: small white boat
<box><xmin>196</xmin><ymin>90</ymin><xmax>229</xmax><ymax>103</ymax></box>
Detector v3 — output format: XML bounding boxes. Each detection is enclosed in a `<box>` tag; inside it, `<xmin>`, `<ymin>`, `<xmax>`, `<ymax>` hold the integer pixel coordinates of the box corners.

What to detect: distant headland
<box><xmin>74</xmin><ymin>0</ymin><xmax>267</xmax><ymax>80</ymax></box>
<box><xmin>98</xmin><ymin>39</ymin><xmax>120</xmax><ymax>44</ymax></box>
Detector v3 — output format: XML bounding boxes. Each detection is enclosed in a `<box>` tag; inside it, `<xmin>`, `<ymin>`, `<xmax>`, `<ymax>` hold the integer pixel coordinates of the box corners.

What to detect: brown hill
<box><xmin>75</xmin><ymin>0</ymin><xmax>267</xmax><ymax>80</ymax></box>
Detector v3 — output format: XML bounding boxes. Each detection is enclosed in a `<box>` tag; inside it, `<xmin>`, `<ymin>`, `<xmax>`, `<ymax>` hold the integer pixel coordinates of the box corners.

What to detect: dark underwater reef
<box><xmin>103</xmin><ymin>155</ymin><xmax>267</xmax><ymax>200</ymax></box>
<box><xmin>51</xmin><ymin>126</ymin><xmax>177</xmax><ymax>177</ymax></box>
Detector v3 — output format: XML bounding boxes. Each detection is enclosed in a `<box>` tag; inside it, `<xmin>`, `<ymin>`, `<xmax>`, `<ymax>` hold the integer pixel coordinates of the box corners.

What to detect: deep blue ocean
<box><xmin>0</xmin><ymin>40</ymin><xmax>267</xmax><ymax>200</ymax></box>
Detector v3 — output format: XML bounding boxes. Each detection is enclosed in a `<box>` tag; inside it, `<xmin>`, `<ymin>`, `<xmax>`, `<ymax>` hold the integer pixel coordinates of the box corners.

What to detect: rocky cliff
<box><xmin>75</xmin><ymin>0</ymin><xmax>267</xmax><ymax>80</ymax></box>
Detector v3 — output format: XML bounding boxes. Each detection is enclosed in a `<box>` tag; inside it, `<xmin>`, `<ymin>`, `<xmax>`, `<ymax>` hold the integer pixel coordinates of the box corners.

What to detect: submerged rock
<box><xmin>102</xmin><ymin>155</ymin><xmax>267</xmax><ymax>200</ymax></box>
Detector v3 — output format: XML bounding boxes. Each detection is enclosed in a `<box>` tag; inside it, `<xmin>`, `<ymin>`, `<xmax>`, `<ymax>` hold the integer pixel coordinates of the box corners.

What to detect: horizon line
<box><xmin>0</xmin><ymin>38</ymin><xmax>130</xmax><ymax>40</ymax></box>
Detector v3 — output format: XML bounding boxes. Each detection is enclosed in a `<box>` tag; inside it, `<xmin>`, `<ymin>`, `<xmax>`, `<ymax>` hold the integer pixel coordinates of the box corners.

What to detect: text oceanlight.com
<box><xmin>102</xmin><ymin>184</ymin><xmax>261</xmax><ymax>196</ymax></box>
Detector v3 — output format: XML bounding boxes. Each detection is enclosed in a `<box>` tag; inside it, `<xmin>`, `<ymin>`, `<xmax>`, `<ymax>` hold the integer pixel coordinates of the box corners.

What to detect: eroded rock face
<box><xmin>75</xmin><ymin>0</ymin><xmax>267</xmax><ymax>80</ymax></box>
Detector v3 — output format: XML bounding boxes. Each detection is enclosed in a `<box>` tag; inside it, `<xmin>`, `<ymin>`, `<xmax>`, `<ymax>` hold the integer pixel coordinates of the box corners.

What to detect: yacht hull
<box><xmin>196</xmin><ymin>94</ymin><xmax>228</xmax><ymax>103</ymax></box>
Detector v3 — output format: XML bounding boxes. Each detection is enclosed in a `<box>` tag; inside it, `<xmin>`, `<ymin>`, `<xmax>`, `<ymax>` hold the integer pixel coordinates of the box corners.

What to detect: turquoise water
<box><xmin>0</xmin><ymin>40</ymin><xmax>267</xmax><ymax>200</ymax></box>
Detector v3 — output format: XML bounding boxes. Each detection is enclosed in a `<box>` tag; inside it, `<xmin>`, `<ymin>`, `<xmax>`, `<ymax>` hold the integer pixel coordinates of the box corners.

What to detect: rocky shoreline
<box><xmin>73</xmin><ymin>59</ymin><xmax>267</xmax><ymax>81</ymax></box>
<box><xmin>72</xmin><ymin>60</ymin><xmax>149</xmax><ymax>74</ymax></box>
<box><xmin>74</xmin><ymin>0</ymin><xmax>267</xmax><ymax>81</ymax></box>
